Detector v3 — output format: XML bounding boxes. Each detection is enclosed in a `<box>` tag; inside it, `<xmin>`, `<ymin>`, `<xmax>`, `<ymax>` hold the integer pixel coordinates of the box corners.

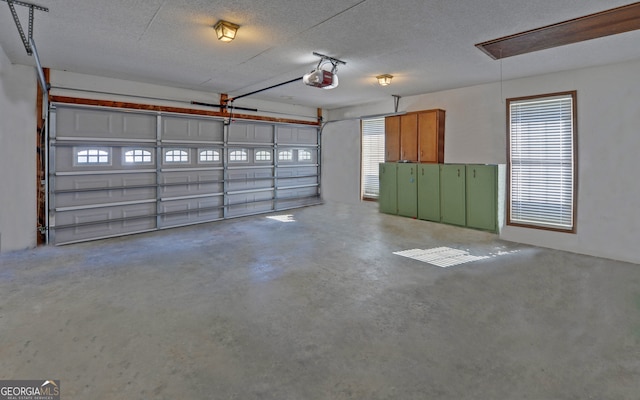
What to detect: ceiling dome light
<box><xmin>214</xmin><ymin>20</ymin><xmax>239</xmax><ymax>42</ymax></box>
<box><xmin>376</xmin><ymin>74</ymin><xmax>393</xmax><ymax>86</ymax></box>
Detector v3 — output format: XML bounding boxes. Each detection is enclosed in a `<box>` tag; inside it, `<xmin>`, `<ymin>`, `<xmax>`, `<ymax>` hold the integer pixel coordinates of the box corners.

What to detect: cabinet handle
<box><xmin>473</xmin><ymin>169</ymin><xmax>476</xmax><ymax>178</ymax></box>
<box><xmin>457</xmin><ymin>169</ymin><xmax>460</xmax><ymax>177</ymax></box>
<box><xmin>421</xmin><ymin>168</ymin><xmax>424</xmax><ymax>176</ymax></box>
<box><xmin>410</xmin><ymin>167</ymin><xmax>414</xmax><ymax>175</ymax></box>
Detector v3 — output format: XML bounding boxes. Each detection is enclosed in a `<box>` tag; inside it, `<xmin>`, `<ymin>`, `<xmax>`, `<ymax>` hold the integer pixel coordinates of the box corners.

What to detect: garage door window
<box><xmin>255</xmin><ymin>150</ymin><xmax>271</xmax><ymax>161</ymax></box>
<box><xmin>165</xmin><ymin>149</ymin><xmax>189</xmax><ymax>163</ymax></box>
<box><xmin>229</xmin><ymin>149</ymin><xmax>248</xmax><ymax>162</ymax></box>
<box><xmin>199</xmin><ymin>149</ymin><xmax>220</xmax><ymax>163</ymax></box>
<box><xmin>298</xmin><ymin>149</ymin><xmax>312</xmax><ymax>161</ymax></box>
<box><xmin>124</xmin><ymin>149</ymin><xmax>153</xmax><ymax>164</ymax></box>
<box><xmin>278</xmin><ymin>149</ymin><xmax>293</xmax><ymax>161</ymax></box>
<box><xmin>76</xmin><ymin>148</ymin><xmax>110</xmax><ymax>165</ymax></box>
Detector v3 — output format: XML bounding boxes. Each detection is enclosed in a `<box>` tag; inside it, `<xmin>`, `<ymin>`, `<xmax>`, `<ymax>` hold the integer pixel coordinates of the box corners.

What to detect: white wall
<box><xmin>0</xmin><ymin>44</ymin><xmax>37</xmax><ymax>252</ymax></box>
<box><xmin>326</xmin><ymin>58</ymin><xmax>640</xmax><ymax>264</ymax></box>
<box><xmin>321</xmin><ymin>120</ymin><xmax>362</xmax><ymax>204</ymax></box>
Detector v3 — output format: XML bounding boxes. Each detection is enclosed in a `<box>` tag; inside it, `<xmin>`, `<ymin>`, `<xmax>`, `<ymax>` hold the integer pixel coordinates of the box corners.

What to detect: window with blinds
<box><xmin>507</xmin><ymin>91</ymin><xmax>577</xmax><ymax>232</ymax></box>
<box><xmin>362</xmin><ymin>118</ymin><xmax>385</xmax><ymax>199</ymax></box>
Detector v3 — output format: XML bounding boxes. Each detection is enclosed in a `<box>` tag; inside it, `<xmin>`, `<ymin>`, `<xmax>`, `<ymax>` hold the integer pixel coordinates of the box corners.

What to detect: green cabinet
<box><xmin>380</xmin><ymin>163</ymin><xmax>503</xmax><ymax>233</ymax></box>
<box><xmin>466</xmin><ymin>165</ymin><xmax>497</xmax><ymax>232</ymax></box>
<box><xmin>417</xmin><ymin>164</ymin><xmax>440</xmax><ymax>221</ymax></box>
<box><xmin>379</xmin><ymin>163</ymin><xmax>397</xmax><ymax>214</ymax></box>
<box><xmin>440</xmin><ymin>164</ymin><xmax>466</xmax><ymax>226</ymax></box>
<box><xmin>397</xmin><ymin>163</ymin><xmax>418</xmax><ymax>218</ymax></box>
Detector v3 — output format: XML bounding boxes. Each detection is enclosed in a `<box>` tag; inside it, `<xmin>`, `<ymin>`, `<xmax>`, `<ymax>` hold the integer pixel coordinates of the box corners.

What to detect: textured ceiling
<box><xmin>1</xmin><ymin>0</ymin><xmax>639</xmax><ymax>110</ymax></box>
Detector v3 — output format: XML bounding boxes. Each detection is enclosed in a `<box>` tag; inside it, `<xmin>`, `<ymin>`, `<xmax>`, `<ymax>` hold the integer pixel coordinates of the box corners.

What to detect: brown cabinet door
<box><xmin>418</xmin><ymin>110</ymin><xmax>445</xmax><ymax>163</ymax></box>
<box><xmin>400</xmin><ymin>113</ymin><xmax>418</xmax><ymax>162</ymax></box>
<box><xmin>385</xmin><ymin>116</ymin><xmax>400</xmax><ymax>162</ymax></box>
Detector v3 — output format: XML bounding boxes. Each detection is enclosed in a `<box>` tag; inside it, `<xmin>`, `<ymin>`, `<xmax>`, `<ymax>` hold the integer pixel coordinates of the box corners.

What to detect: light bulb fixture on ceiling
<box><xmin>376</xmin><ymin>74</ymin><xmax>393</xmax><ymax>86</ymax></box>
<box><xmin>213</xmin><ymin>20</ymin><xmax>239</xmax><ymax>42</ymax></box>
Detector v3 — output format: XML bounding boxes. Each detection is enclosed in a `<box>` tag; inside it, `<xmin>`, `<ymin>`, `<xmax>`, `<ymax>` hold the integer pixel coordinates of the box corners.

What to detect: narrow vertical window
<box><xmin>508</xmin><ymin>91</ymin><xmax>577</xmax><ymax>232</ymax></box>
<box><xmin>361</xmin><ymin>118</ymin><xmax>385</xmax><ymax>199</ymax></box>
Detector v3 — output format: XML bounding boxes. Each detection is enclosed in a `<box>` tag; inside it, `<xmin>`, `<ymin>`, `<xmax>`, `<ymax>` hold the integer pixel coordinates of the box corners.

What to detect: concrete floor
<box><xmin>1</xmin><ymin>201</ymin><xmax>639</xmax><ymax>399</ymax></box>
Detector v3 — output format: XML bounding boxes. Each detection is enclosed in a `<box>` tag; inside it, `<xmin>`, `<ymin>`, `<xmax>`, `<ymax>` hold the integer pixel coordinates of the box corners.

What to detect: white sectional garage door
<box><xmin>48</xmin><ymin>104</ymin><xmax>321</xmax><ymax>245</ymax></box>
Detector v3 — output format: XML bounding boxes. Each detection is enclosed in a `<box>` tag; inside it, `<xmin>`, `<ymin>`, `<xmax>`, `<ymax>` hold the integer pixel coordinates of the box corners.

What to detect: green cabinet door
<box><xmin>440</xmin><ymin>164</ymin><xmax>466</xmax><ymax>226</ymax></box>
<box><xmin>397</xmin><ymin>163</ymin><xmax>418</xmax><ymax>218</ymax></box>
<box><xmin>466</xmin><ymin>165</ymin><xmax>497</xmax><ymax>232</ymax></box>
<box><xmin>379</xmin><ymin>163</ymin><xmax>397</xmax><ymax>214</ymax></box>
<box><xmin>417</xmin><ymin>164</ymin><xmax>440</xmax><ymax>221</ymax></box>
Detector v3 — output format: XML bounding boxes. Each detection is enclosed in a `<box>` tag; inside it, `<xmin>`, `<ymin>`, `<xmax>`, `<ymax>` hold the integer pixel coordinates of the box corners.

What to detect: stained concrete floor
<box><xmin>1</xmin><ymin>201</ymin><xmax>639</xmax><ymax>399</ymax></box>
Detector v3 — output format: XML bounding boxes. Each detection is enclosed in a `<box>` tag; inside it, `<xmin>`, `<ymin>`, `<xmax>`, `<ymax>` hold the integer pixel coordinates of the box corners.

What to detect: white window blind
<box><xmin>508</xmin><ymin>93</ymin><xmax>576</xmax><ymax>231</ymax></box>
<box><xmin>362</xmin><ymin>118</ymin><xmax>385</xmax><ymax>199</ymax></box>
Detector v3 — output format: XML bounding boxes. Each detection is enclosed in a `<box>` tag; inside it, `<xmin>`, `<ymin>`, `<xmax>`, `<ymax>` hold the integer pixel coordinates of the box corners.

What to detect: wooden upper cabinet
<box><xmin>400</xmin><ymin>114</ymin><xmax>418</xmax><ymax>162</ymax></box>
<box><xmin>385</xmin><ymin>116</ymin><xmax>400</xmax><ymax>162</ymax></box>
<box><xmin>385</xmin><ymin>109</ymin><xmax>445</xmax><ymax>163</ymax></box>
<box><xmin>418</xmin><ymin>109</ymin><xmax>445</xmax><ymax>163</ymax></box>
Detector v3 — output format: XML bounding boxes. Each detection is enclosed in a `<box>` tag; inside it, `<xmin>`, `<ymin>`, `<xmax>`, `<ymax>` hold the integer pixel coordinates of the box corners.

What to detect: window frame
<box><xmin>198</xmin><ymin>148</ymin><xmax>221</xmax><ymax>163</ymax></box>
<box><xmin>229</xmin><ymin>149</ymin><xmax>249</xmax><ymax>162</ymax></box>
<box><xmin>506</xmin><ymin>90</ymin><xmax>578</xmax><ymax>233</ymax></box>
<box><xmin>164</xmin><ymin>149</ymin><xmax>190</xmax><ymax>163</ymax></box>
<box><xmin>278</xmin><ymin>149</ymin><xmax>293</xmax><ymax>162</ymax></box>
<box><xmin>74</xmin><ymin>147</ymin><xmax>112</xmax><ymax>166</ymax></box>
<box><xmin>123</xmin><ymin>148</ymin><xmax>153</xmax><ymax>165</ymax></box>
<box><xmin>255</xmin><ymin>150</ymin><xmax>272</xmax><ymax>162</ymax></box>
<box><xmin>297</xmin><ymin>149</ymin><xmax>312</xmax><ymax>162</ymax></box>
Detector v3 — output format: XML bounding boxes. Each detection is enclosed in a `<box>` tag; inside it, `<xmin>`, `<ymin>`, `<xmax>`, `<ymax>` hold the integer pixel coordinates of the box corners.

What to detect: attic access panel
<box><xmin>476</xmin><ymin>2</ymin><xmax>640</xmax><ymax>59</ymax></box>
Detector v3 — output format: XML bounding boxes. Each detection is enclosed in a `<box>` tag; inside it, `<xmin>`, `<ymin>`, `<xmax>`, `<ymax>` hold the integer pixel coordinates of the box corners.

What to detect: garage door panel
<box><xmin>53</xmin><ymin>203</ymin><xmax>156</xmax><ymax>244</ymax></box>
<box><xmin>53</xmin><ymin>173</ymin><xmax>156</xmax><ymax>208</ymax></box>
<box><xmin>277</xmin><ymin>166</ymin><xmax>317</xmax><ymax>177</ymax></box>
<box><xmin>55</xmin><ymin>203</ymin><xmax>156</xmax><ymax>226</ymax></box>
<box><xmin>55</xmin><ymin>173</ymin><xmax>156</xmax><ymax>191</ymax></box>
<box><xmin>228</xmin><ymin>168</ymin><xmax>274</xmax><ymax>191</ymax></box>
<box><xmin>228</xmin><ymin>123</ymin><xmax>273</xmax><ymax>143</ymax></box>
<box><xmin>56</xmin><ymin>188</ymin><xmax>155</xmax><ymax>208</ymax></box>
<box><xmin>160</xmin><ymin>171</ymin><xmax>224</xmax><ymax>197</ymax></box>
<box><xmin>162</xmin><ymin>117</ymin><xmax>224</xmax><ymax>141</ymax></box>
<box><xmin>276</xmin><ymin>187</ymin><xmax>320</xmax><ymax>209</ymax></box>
<box><xmin>276</xmin><ymin>126</ymin><xmax>317</xmax><ymax>144</ymax></box>
<box><xmin>277</xmin><ymin>187</ymin><xmax>318</xmax><ymax>199</ymax></box>
<box><xmin>278</xmin><ymin>176</ymin><xmax>318</xmax><ymax>187</ymax></box>
<box><xmin>56</xmin><ymin>107</ymin><xmax>156</xmax><ymax>139</ymax></box>
<box><xmin>277</xmin><ymin>166</ymin><xmax>318</xmax><ymax>187</ymax></box>
<box><xmin>228</xmin><ymin>191</ymin><xmax>273</xmax><ymax>217</ymax></box>
<box><xmin>160</xmin><ymin>196</ymin><xmax>224</xmax><ymax>226</ymax></box>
